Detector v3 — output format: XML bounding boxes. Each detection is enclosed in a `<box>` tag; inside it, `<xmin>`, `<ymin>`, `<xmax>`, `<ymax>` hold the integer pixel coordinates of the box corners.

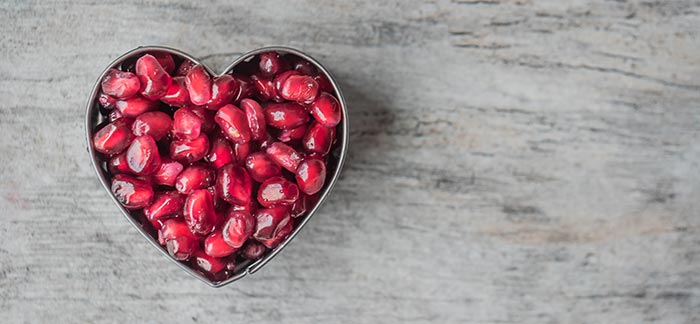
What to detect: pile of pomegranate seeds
<box><xmin>92</xmin><ymin>51</ymin><xmax>341</xmax><ymax>281</ymax></box>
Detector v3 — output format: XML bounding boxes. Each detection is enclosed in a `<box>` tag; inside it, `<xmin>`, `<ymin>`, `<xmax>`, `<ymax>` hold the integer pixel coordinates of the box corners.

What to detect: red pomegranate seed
<box><xmin>265</xmin><ymin>142</ymin><xmax>304</xmax><ymax>172</ymax></box>
<box><xmin>126</xmin><ymin>135</ymin><xmax>162</xmax><ymax>175</ymax></box>
<box><xmin>278</xmin><ymin>124</ymin><xmax>307</xmax><ymax>142</ymax></box>
<box><xmin>153</xmin><ymin>159</ymin><xmax>183</xmax><ymax>187</ymax></box>
<box><xmin>107</xmin><ymin>152</ymin><xmax>131</xmax><ymax>175</ymax></box>
<box><xmin>291</xmin><ymin>194</ymin><xmax>309</xmax><ymax>218</ymax></box>
<box><xmin>189</xmin><ymin>106</ymin><xmax>216</xmax><ymax>133</ymax></box>
<box><xmin>169</xmin><ymin>133</ymin><xmax>209</xmax><ymax>163</ymax></box>
<box><xmin>145</xmin><ymin>191</ymin><xmax>185</xmax><ymax>224</ymax></box>
<box><xmin>231</xmin><ymin>74</ymin><xmax>256</xmax><ymax>103</ymax></box>
<box><xmin>136</xmin><ymin>54</ymin><xmax>172</xmax><ymax>100</ymax></box>
<box><xmin>93</xmin><ymin>119</ymin><xmax>134</xmax><ymax>155</ymax></box>
<box><xmin>240</xmin><ymin>99</ymin><xmax>266</xmax><ymax>141</ymax></box>
<box><xmin>257</xmin><ymin>176</ymin><xmax>299</xmax><ymax>207</ymax></box>
<box><xmin>99</xmin><ymin>93</ymin><xmax>118</xmax><ymax>110</ymax></box>
<box><xmin>172</xmin><ymin>107</ymin><xmax>202</xmax><ymax>140</ymax></box>
<box><xmin>185</xmin><ymin>65</ymin><xmax>212</xmax><ymax>106</ymax></box>
<box><xmin>184</xmin><ymin>189</ymin><xmax>218</xmax><ymax>236</ymax></box>
<box><xmin>222</xmin><ymin>210</ymin><xmax>256</xmax><ymax>248</ymax></box>
<box><xmin>175</xmin><ymin>164</ymin><xmax>215</xmax><ymax>194</ymax></box>
<box><xmin>214</xmin><ymin>104</ymin><xmax>251</xmax><ymax>144</ymax></box>
<box><xmin>204</xmin><ymin>230</ymin><xmax>238</xmax><ymax>257</ymax></box>
<box><xmin>264</xmin><ymin>102</ymin><xmax>309</xmax><ymax>129</ymax></box>
<box><xmin>115</xmin><ymin>96</ymin><xmax>158</xmax><ymax>118</ymax></box>
<box><xmin>273</xmin><ymin>70</ymin><xmax>301</xmax><ymax>94</ymax></box>
<box><xmin>251</xmin><ymin>74</ymin><xmax>281</xmax><ymax>102</ymax></box>
<box><xmin>258</xmin><ymin>51</ymin><xmax>287</xmax><ymax>76</ymax></box>
<box><xmin>150</xmin><ymin>52</ymin><xmax>175</xmax><ymax>74</ymax></box>
<box><xmin>158</xmin><ymin>219</ymin><xmax>198</xmax><ymax>260</ymax></box>
<box><xmin>258</xmin><ymin>133</ymin><xmax>276</xmax><ymax>151</ymax></box>
<box><xmin>101</xmin><ymin>68</ymin><xmax>141</xmax><ymax>100</ymax></box>
<box><xmin>108</xmin><ymin>109</ymin><xmax>123</xmax><ymax>122</ymax></box>
<box><xmin>206</xmin><ymin>75</ymin><xmax>239</xmax><ymax>110</ymax></box>
<box><xmin>240</xmin><ymin>241</ymin><xmax>266</xmax><ymax>260</ymax></box>
<box><xmin>158</xmin><ymin>219</ymin><xmax>196</xmax><ymax>244</ymax></box>
<box><xmin>244</xmin><ymin>152</ymin><xmax>282</xmax><ymax>183</ymax></box>
<box><xmin>233</xmin><ymin>142</ymin><xmax>251</xmax><ymax>163</ymax></box>
<box><xmin>175</xmin><ymin>60</ymin><xmax>196</xmax><ymax>76</ymax></box>
<box><xmin>215</xmin><ymin>164</ymin><xmax>252</xmax><ymax>205</ymax></box>
<box><xmin>132</xmin><ymin>111</ymin><xmax>172</xmax><ymax>140</ymax></box>
<box><xmin>191</xmin><ymin>250</ymin><xmax>226</xmax><ymax>274</ymax></box>
<box><xmin>279</xmin><ymin>74</ymin><xmax>319</xmax><ymax>104</ymax></box>
<box><xmin>230</xmin><ymin>199</ymin><xmax>257</xmax><ymax>213</ymax></box>
<box><xmin>309</xmin><ymin>92</ymin><xmax>341</xmax><ymax>127</ymax></box>
<box><xmin>206</xmin><ymin>135</ymin><xmax>234</xmax><ymax>169</ymax></box>
<box><xmin>295</xmin><ymin>157</ymin><xmax>326</xmax><ymax>195</ymax></box>
<box><xmin>160</xmin><ymin>76</ymin><xmax>190</xmax><ymax>107</ymax></box>
<box><xmin>259</xmin><ymin>221</ymin><xmax>293</xmax><ymax>249</ymax></box>
<box><xmin>253</xmin><ymin>206</ymin><xmax>291</xmax><ymax>241</ymax></box>
<box><xmin>302</xmin><ymin>121</ymin><xmax>335</xmax><ymax>156</ymax></box>
<box><xmin>313</xmin><ymin>74</ymin><xmax>334</xmax><ymax>93</ymax></box>
<box><xmin>285</xmin><ymin>55</ymin><xmax>317</xmax><ymax>75</ymax></box>
<box><xmin>111</xmin><ymin>174</ymin><xmax>154</xmax><ymax>209</ymax></box>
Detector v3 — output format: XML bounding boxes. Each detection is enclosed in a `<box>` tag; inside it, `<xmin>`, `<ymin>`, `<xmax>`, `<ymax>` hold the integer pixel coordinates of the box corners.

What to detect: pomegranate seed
<box><xmin>191</xmin><ymin>250</ymin><xmax>226</xmax><ymax>274</ymax></box>
<box><xmin>279</xmin><ymin>74</ymin><xmax>319</xmax><ymax>104</ymax></box>
<box><xmin>101</xmin><ymin>68</ymin><xmax>141</xmax><ymax>100</ymax></box>
<box><xmin>302</xmin><ymin>121</ymin><xmax>335</xmax><ymax>156</ymax></box>
<box><xmin>107</xmin><ymin>152</ymin><xmax>131</xmax><ymax>175</ymax></box>
<box><xmin>93</xmin><ymin>119</ymin><xmax>134</xmax><ymax>155</ymax></box>
<box><xmin>309</xmin><ymin>92</ymin><xmax>341</xmax><ymax>127</ymax></box>
<box><xmin>99</xmin><ymin>93</ymin><xmax>118</xmax><ymax>110</ymax></box>
<box><xmin>291</xmin><ymin>194</ymin><xmax>309</xmax><ymax>218</ymax></box>
<box><xmin>231</xmin><ymin>74</ymin><xmax>256</xmax><ymax>103</ymax></box>
<box><xmin>258</xmin><ymin>51</ymin><xmax>287</xmax><ymax>76</ymax></box>
<box><xmin>264</xmin><ymin>102</ymin><xmax>309</xmax><ymax>130</ymax></box>
<box><xmin>175</xmin><ymin>164</ymin><xmax>215</xmax><ymax>194</ymax></box>
<box><xmin>240</xmin><ymin>241</ymin><xmax>266</xmax><ymax>260</ymax></box>
<box><xmin>273</xmin><ymin>70</ymin><xmax>301</xmax><ymax>94</ymax></box>
<box><xmin>215</xmin><ymin>164</ymin><xmax>252</xmax><ymax>205</ymax></box>
<box><xmin>251</xmin><ymin>74</ymin><xmax>281</xmax><ymax>102</ymax></box>
<box><xmin>233</xmin><ymin>142</ymin><xmax>251</xmax><ymax>164</ymax></box>
<box><xmin>240</xmin><ymin>99</ymin><xmax>266</xmax><ymax>141</ymax></box>
<box><xmin>160</xmin><ymin>76</ymin><xmax>190</xmax><ymax>107</ymax></box>
<box><xmin>153</xmin><ymin>159</ymin><xmax>183</xmax><ymax>187</ymax></box>
<box><xmin>111</xmin><ymin>174</ymin><xmax>154</xmax><ymax>209</ymax></box>
<box><xmin>206</xmin><ymin>75</ymin><xmax>239</xmax><ymax>110</ymax></box>
<box><xmin>189</xmin><ymin>106</ymin><xmax>216</xmax><ymax>133</ymax></box>
<box><xmin>214</xmin><ymin>104</ymin><xmax>251</xmax><ymax>144</ymax></box>
<box><xmin>295</xmin><ymin>157</ymin><xmax>326</xmax><ymax>195</ymax></box>
<box><xmin>253</xmin><ymin>206</ymin><xmax>291</xmax><ymax>241</ymax></box>
<box><xmin>145</xmin><ymin>191</ymin><xmax>185</xmax><ymax>224</ymax></box>
<box><xmin>185</xmin><ymin>65</ymin><xmax>212</xmax><ymax>106</ymax></box>
<box><xmin>204</xmin><ymin>230</ymin><xmax>238</xmax><ymax>257</ymax></box>
<box><xmin>206</xmin><ymin>135</ymin><xmax>234</xmax><ymax>169</ymax></box>
<box><xmin>313</xmin><ymin>74</ymin><xmax>334</xmax><ymax>93</ymax></box>
<box><xmin>288</xmin><ymin>56</ymin><xmax>317</xmax><ymax>76</ymax></box>
<box><xmin>159</xmin><ymin>219</ymin><xmax>198</xmax><ymax>260</ymax></box>
<box><xmin>136</xmin><ymin>54</ymin><xmax>172</xmax><ymax>100</ymax></box>
<box><xmin>150</xmin><ymin>52</ymin><xmax>176</xmax><ymax>74</ymax></box>
<box><xmin>126</xmin><ymin>135</ymin><xmax>162</xmax><ymax>175</ymax></box>
<box><xmin>184</xmin><ymin>189</ymin><xmax>218</xmax><ymax>236</ymax></box>
<box><xmin>230</xmin><ymin>200</ymin><xmax>257</xmax><ymax>213</ymax></box>
<box><xmin>265</xmin><ymin>142</ymin><xmax>304</xmax><ymax>172</ymax></box>
<box><xmin>244</xmin><ymin>152</ymin><xmax>282</xmax><ymax>183</ymax></box>
<box><xmin>169</xmin><ymin>133</ymin><xmax>209</xmax><ymax>163</ymax></box>
<box><xmin>259</xmin><ymin>221</ymin><xmax>293</xmax><ymax>249</ymax></box>
<box><xmin>132</xmin><ymin>111</ymin><xmax>172</xmax><ymax>140</ymax></box>
<box><xmin>108</xmin><ymin>109</ymin><xmax>123</xmax><ymax>122</ymax></box>
<box><xmin>278</xmin><ymin>124</ymin><xmax>307</xmax><ymax>142</ymax></box>
<box><xmin>175</xmin><ymin>60</ymin><xmax>196</xmax><ymax>76</ymax></box>
<box><xmin>258</xmin><ymin>132</ymin><xmax>276</xmax><ymax>151</ymax></box>
<box><xmin>115</xmin><ymin>96</ymin><xmax>158</xmax><ymax>118</ymax></box>
<box><xmin>172</xmin><ymin>107</ymin><xmax>202</xmax><ymax>140</ymax></box>
<box><xmin>257</xmin><ymin>176</ymin><xmax>299</xmax><ymax>207</ymax></box>
<box><xmin>222</xmin><ymin>210</ymin><xmax>256</xmax><ymax>248</ymax></box>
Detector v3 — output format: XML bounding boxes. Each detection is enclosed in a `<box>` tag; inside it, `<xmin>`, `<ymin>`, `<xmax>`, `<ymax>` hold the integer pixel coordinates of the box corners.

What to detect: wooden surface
<box><xmin>1</xmin><ymin>0</ymin><xmax>699</xmax><ymax>323</ymax></box>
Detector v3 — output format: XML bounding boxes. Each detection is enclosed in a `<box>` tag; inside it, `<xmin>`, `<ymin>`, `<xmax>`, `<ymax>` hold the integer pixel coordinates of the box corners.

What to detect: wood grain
<box><xmin>1</xmin><ymin>0</ymin><xmax>699</xmax><ymax>323</ymax></box>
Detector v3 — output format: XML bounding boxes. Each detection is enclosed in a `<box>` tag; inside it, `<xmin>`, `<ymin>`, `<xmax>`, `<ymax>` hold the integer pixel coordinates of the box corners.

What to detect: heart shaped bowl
<box><xmin>85</xmin><ymin>46</ymin><xmax>348</xmax><ymax>287</ymax></box>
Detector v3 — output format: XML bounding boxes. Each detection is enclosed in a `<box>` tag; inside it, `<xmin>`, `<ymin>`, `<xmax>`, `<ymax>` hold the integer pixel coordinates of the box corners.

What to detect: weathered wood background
<box><xmin>1</xmin><ymin>0</ymin><xmax>699</xmax><ymax>323</ymax></box>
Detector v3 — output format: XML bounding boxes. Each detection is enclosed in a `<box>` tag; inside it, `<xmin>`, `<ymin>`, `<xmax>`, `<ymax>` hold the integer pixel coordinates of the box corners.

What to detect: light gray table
<box><xmin>1</xmin><ymin>1</ymin><xmax>699</xmax><ymax>323</ymax></box>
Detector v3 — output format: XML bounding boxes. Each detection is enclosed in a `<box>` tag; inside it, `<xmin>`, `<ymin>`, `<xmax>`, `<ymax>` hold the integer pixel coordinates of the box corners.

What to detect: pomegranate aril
<box><xmin>166</xmin><ymin>237</ymin><xmax>198</xmax><ymax>261</ymax></box>
<box><xmin>258</xmin><ymin>132</ymin><xmax>276</xmax><ymax>151</ymax></box>
<box><xmin>233</xmin><ymin>142</ymin><xmax>251</xmax><ymax>164</ymax></box>
<box><xmin>153</xmin><ymin>159</ymin><xmax>183</xmax><ymax>187</ymax></box>
<box><xmin>184</xmin><ymin>189</ymin><xmax>218</xmax><ymax>236</ymax></box>
<box><xmin>204</xmin><ymin>230</ymin><xmax>238</xmax><ymax>257</ymax></box>
<box><xmin>266</xmin><ymin>142</ymin><xmax>304</xmax><ymax>172</ymax></box>
<box><xmin>159</xmin><ymin>219</ymin><xmax>198</xmax><ymax>260</ymax></box>
<box><xmin>189</xmin><ymin>106</ymin><xmax>216</xmax><ymax>133</ymax></box>
<box><xmin>245</xmin><ymin>152</ymin><xmax>282</xmax><ymax>183</ymax></box>
<box><xmin>115</xmin><ymin>95</ymin><xmax>158</xmax><ymax>118</ymax></box>
<box><xmin>132</xmin><ymin>111</ymin><xmax>172</xmax><ymax>140</ymax></box>
<box><xmin>185</xmin><ymin>65</ymin><xmax>212</xmax><ymax>106</ymax></box>
<box><xmin>313</xmin><ymin>73</ymin><xmax>334</xmax><ymax>93</ymax></box>
<box><xmin>264</xmin><ymin>102</ymin><xmax>310</xmax><ymax>130</ymax></box>
<box><xmin>108</xmin><ymin>152</ymin><xmax>131</xmax><ymax>175</ymax></box>
<box><xmin>222</xmin><ymin>210</ymin><xmax>256</xmax><ymax>248</ymax></box>
<box><xmin>206</xmin><ymin>135</ymin><xmax>234</xmax><ymax>169</ymax></box>
<box><xmin>302</xmin><ymin>121</ymin><xmax>335</xmax><ymax>156</ymax></box>
<box><xmin>258</xmin><ymin>51</ymin><xmax>287</xmax><ymax>76</ymax></box>
<box><xmin>99</xmin><ymin>93</ymin><xmax>118</xmax><ymax>110</ymax></box>
<box><xmin>126</xmin><ymin>135</ymin><xmax>161</xmax><ymax>175</ymax></box>
<box><xmin>309</xmin><ymin>92</ymin><xmax>341</xmax><ymax>127</ymax></box>
<box><xmin>175</xmin><ymin>60</ymin><xmax>196</xmax><ymax>76</ymax></box>
<box><xmin>278</xmin><ymin>124</ymin><xmax>307</xmax><ymax>142</ymax></box>
<box><xmin>169</xmin><ymin>133</ymin><xmax>209</xmax><ymax>163</ymax></box>
<box><xmin>101</xmin><ymin>68</ymin><xmax>141</xmax><ymax>100</ymax></box>
<box><xmin>279</xmin><ymin>74</ymin><xmax>319</xmax><ymax>104</ymax></box>
<box><xmin>136</xmin><ymin>54</ymin><xmax>172</xmax><ymax>100</ymax></box>
<box><xmin>145</xmin><ymin>191</ymin><xmax>185</xmax><ymax>223</ymax></box>
<box><xmin>215</xmin><ymin>164</ymin><xmax>252</xmax><ymax>205</ymax></box>
<box><xmin>295</xmin><ymin>157</ymin><xmax>327</xmax><ymax>195</ymax></box>
<box><xmin>191</xmin><ymin>250</ymin><xmax>227</xmax><ymax>275</ymax></box>
<box><xmin>291</xmin><ymin>194</ymin><xmax>310</xmax><ymax>218</ymax></box>
<box><xmin>93</xmin><ymin>119</ymin><xmax>134</xmax><ymax>155</ymax></box>
<box><xmin>215</xmin><ymin>104</ymin><xmax>251</xmax><ymax>144</ymax></box>
<box><xmin>160</xmin><ymin>76</ymin><xmax>190</xmax><ymax>107</ymax></box>
<box><xmin>230</xmin><ymin>200</ymin><xmax>257</xmax><ymax>213</ymax></box>
<box><xmin>231</xmin><ymin>74</ymin><xmax>256</xmax><ymax>104</ymax></box>
<box><xmin>175</xmin><ymin>164</ymin><xmax>215</xmax><ymax>194</ymax></box>
<box><xmin>240</xmin><ymin>241</ymin><xmax>266</xmax><ymax>260</ymax></box>
<box><xmin>172</xmin><ymin>107</ymin><xmax>202</xmax><ymax>140</ymax></box>
<box><xmin>287</xmin><ymin>55</ymin><xmax>317</xmax><ymax>76</ymax></box>
<box><xmin>253</xmin><ymin>206</ymin><xmax>291</xmax><ymax>241</ymax></box>
<box><xmin>206</xmin><ymin>75</ymin><xmax>239</xmax><ymax>110</ymax></box>
<box><xmin>108</xmin><ymin>109</ymin><xmax>123</xmax><ymax>122</ymax></box>
<box><xmin>111</xmin><ymin>174</ymin><xmax>154</xmax><ymax>209</ymax></box>
<box><xmin>150</xmin><ymin>52</ymin><xmax>176</xmax><ymax>74</ymax></box>
<box><xmin>259</xmin><ymin>221</ymin><xmax>293</xmax><ymax>249</ymax></box>
<box><xmin>240</xmin><ymin>98</ymin><xmax>266</xmax><ymax>141</ymax></box>
<box><xmin>273</xmin><ymin>70</ymin><xmax>301</xmax><ymax>94</ymax></box>
<box><xmin>251</xmin><ymin>74</ymin><xmax>281</xmax><ymax>102</ymax></box>
<box><xmin>257</xmin><ymin>176</ymin><xmax>300</xmax><ymax>207</ymax></box>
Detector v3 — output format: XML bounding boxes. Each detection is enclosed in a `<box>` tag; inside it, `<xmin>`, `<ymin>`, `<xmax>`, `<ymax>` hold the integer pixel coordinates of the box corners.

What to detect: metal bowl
<box><xmin>85</xmin><ymin>46</ymin><xmax>348</xmax><ymax>287</ymax></box>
